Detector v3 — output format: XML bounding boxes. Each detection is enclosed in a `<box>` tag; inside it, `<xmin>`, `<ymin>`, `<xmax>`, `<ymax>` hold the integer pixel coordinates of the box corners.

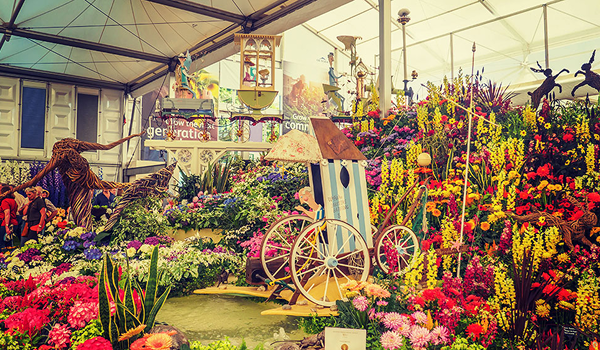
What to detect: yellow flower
<box><xmin>538</xmin><ymin>216</ymin><xmax>546</xmax><ymax>224</ymax></box>
<box><xmin>449</xmin><ymin>118</ymin><xmax>456</xmax><ymax>124</ymax></box>
<box><xmin>557</xmin><ymin>253</ymin><xmax>570</xmax><ymax>263</ymax></box>
<box><xmin>457</xmin><ymin>121</ymin><xmax>464</xmax><ymax>129</ymax></box>
<box><xmin>538</xmin><ymin>116</ymin><xmax>544</xmax><ymax>123</ymax></box>
<box><xmin>544</xmin><ymin>123</ymin><xmax>551</xmax><ymax>129</ymax></box>
<box><xmin>520</xmin><ymin>130</ymin><xmax>527</xmax><ymax>137</ymax></box>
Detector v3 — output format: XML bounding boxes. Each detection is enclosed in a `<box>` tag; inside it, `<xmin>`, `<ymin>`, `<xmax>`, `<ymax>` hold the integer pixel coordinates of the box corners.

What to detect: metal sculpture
<box><xmin>528</xmin><ymin>61</ymin><xmax>569</xmax><ymax>109</ymax></box>
<box><xmin>571</xmin><ymin>50</ymin><xmax>600</xmax><ymax>96</ymax></box>
<box><xmin>102</xmin><ymin>162</ymin><xmax>177</xmax><ymax>232</ymax></box>
<box><xmin>323</xmin><ymin>52</ymin><xmax>345</xmax><ymax>113</ymax></box>
<box><xmin>0</xmin><ymin>133</ymin><xmax>144</xmax><ymax>230</ymax></box>
<box><xmin>509</xmin><ymin>195</ymin><xmax>597</xmax><ymax>251</ymax></box>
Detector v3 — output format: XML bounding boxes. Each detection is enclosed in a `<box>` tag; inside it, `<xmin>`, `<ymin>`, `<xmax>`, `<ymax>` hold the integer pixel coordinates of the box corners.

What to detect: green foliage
<box><xmin>441</xmin><ymin>336</ymin><xmax>485</xmax><ymax>350</ymax></box>
<box><xmin>98</xmin><ymin>246</ymin><xmax>171</xmax><ymax>349</ymax></box>
<box><xmin>189</xmin><ymin>338</ymin><xmax>264</xmax><ymax>350</ymax></box>
<box><xmin>297</xmin><ymin>314</ymin><xmax>337</xmax><ymax>334</ymax></box>
<box><xmin>110</xmin><ymin>197</ymin><xmax>169</xmax><ymax>243</ymax></box>
<box><xmin>0</xmin><ymin>330</ymin><xmax>36</xmax><ymax>350</ymax></box>
<box><xmin>177</xmin><ymin>159</ymin><xmax>234</xmax><ymax>202</ymax></box>
<box><xmin>70</xmin><ymin>319</ymin><xmax>103</xmax><ymax>349</ymax></box>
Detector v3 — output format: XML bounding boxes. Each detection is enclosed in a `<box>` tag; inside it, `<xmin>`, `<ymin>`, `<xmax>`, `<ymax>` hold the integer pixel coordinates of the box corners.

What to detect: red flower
<box><xmin>519</xmin><ymin>190</ymin><xmax>529</xmax><ymax>200</ymax></box>
<box><xmin>588</xmin><ymin>193</ymin><xmax>600</xmax><ymax>203</ymax></box>
<box><xmin>537</xmin><ymin>164</ymin><xmax>550</xmax><ymax>177</ymax></box>
<box><xmin>77</xmin><ymin>336</ymin><xmax>112</xmax><ymax>350</ymax></box>
<box><xmin>563</xmin><ymin>133</ymin><xmax>574</xmax><ymax>142</ymax></box>
<box><xmin>466</xmin><ymin>323</ymin><xmax>485</xmax><ymax>340</ymax></box>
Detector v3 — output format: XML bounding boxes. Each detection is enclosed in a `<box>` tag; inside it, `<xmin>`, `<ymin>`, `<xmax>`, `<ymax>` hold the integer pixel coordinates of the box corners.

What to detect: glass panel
<box><xmin>21</xmin><ymin>87</ymin><xmax>46</xmax><ymax>149</ymax></box>
<box><xmin>76</xmin><ymin>94</ymin><xmax>98</xmax><ymax>143</ymax></box>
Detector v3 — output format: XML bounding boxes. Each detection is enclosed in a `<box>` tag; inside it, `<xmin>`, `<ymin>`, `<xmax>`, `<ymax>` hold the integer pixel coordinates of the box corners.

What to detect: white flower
<box><xmin>139</xmin><ymin>244</ymin><xmax>153</xmax><ymax>254</ymax></box>
<box><xmin>126</xmin><ymin>247</ymin><xmax>137</xmax><ymax>257</ymax></box>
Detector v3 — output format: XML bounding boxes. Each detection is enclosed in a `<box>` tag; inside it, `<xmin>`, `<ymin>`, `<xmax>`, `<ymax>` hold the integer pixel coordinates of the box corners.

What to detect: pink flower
<box><xmin>68</xmin><ymin>302</ymin><xmax>98</xmax><ymax>329</ymax></box>
<box><xmin>412</xmin><ymin>311</ymin><xmax>427</xmax><ymax>324</ymax></box>
<box><xmin>380</xmin><ymin>331</ymin><xmax>403</xmax><ymax>350</ymax></box>
<box><xmin>383</xmin><ymin>312</ymin><xmax>408</xmax><ymax>331</ymax></box>
<box><xmin>365</xmin><ymin>284</ymin><xmax>391</xmax><ymax>298</ymax></box>
<box><xmin>409</xmin><ymin>326</ymin><xmax>431</xmax><ymax>348</ymax></box>
<box><xmin>77</xmin><ymin>336</ymin><xmax>112</xmax><ymax>350</ymax></box>
<box><xmin>352</xmin><ymin>296</ymin><xmax>369</xmax><ymax>312</ymax></box>
<box><xmin>396</xmin><ymin>321</ymin><xmax>411</xmax><ymax>337</ymax></box>
<box><xmin>48</xmin><ymin>323</ymin><xmax>71</xmax><ymax>349</ymax></box>
<box><xmin>430</xmin><ymin>326</ymin><xmax>450</xmax><ymax>345</ymax></box>
<box><xmin>377</xmin><ymin>300</ymin><xmax>388</xmax><ymax>306</ymax></box>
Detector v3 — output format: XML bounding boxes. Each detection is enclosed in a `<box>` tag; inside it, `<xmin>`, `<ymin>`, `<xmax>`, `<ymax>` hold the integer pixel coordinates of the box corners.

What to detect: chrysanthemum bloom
<box><xmin>430</xmin><ymin>325</ymin><xmax>450</xmax><ymax>345</ymax></box>
<box><xmin>145</xmin><ymin>333</ymin><xmax>173</xmax><ymax>350</ymax></box>
<box><xmin>380</xmin><ymin>331</ymin><xmax>403</xmax><ymax>350</ymax></box>
<box><xmin>352</xmin><ymin>295</ymin><xmax>369</xmax><ymax>311</ymax></box>
<box><xmin>48</xmin><ymin>323</ymin><xmax>71</xmax><ymax>349</ymax></box>
<box><xmin>396</xmin><ymin>320</ymin><xmax>412</xmax><ymax>337</ymax></box>
<box><xmin>409</xmin><ymin>325</ymin><xmax>431</xmax><ymax>348</ymax></box>
<box><xmin>412</xmin><ymin>311</ymin><xmax>427</xmax><ymax>324</ymax></box>
<box><xmin>383</xmin><ymin>312</ymin><xmax>407</xmax><ymax>331</ymax></box>
<box><xmin>76</xmin><ymin>336</ymin><xmax>112</xmax><ymax>350</ymax></box>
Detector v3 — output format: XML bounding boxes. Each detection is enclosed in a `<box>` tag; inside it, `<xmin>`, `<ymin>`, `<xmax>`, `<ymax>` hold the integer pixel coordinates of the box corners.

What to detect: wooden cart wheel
<box><xmin>260</xmin><ymin>215</ymin><xmax>313</xmax><ymax>281</ymax></box>
<box><xmin>375</xmin><ymin>225</ymin><xmax>419</xmax><ymax>275</ymax></box>
<box><xmin>289</xmin><ymin>219</ymin><xmax>370</xmax><ymax>307</ymax></box>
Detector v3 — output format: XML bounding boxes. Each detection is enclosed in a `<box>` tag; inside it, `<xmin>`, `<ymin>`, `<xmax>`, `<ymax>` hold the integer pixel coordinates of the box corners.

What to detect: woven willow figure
<box><xmin>509</xmin><ymin>195</ymin><xmax>598</xmax><ymax>251</ymax></box>
<box><xmin>102</xmin><ymin>162</ymin><xmax>177</xmax><ymax>232</ymax></box>
<box><xmin>0</xmin><ymin>133</ymin><xmax>144</xmax><ymax>230</ymax></box>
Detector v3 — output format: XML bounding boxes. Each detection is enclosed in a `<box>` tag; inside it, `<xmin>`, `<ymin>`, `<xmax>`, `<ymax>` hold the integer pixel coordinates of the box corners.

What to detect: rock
<box><xmin>274</xmin><ymin>327</ymin><xmax>290</xmax><ymax>341</ymax></box>
<box><xmin>330</xmin><ymin>305</ymin><xmax>338</xmax><ymax>311</ymax></box>
<box><xmin>218</xmin><ymin>285</ymin><xmax>228</xmax><ymax>290</ymax></box>
<box><xmin>315</xmin><ymin>304</ymin><xmax>324</xmax><ymax>309</ymax></box>
<box><xmin>257</xmin><ymin>286</ymin><xmax>266</xmax><ymax>292</ymax></box>
<box><xmin>310</xmin><ymin>308</ymin><xmax>317</xmax><ymax>312</ymax></box>
<box><xmin>148</xmin><ymin>325</ymin><xmax>189</xmax><ymax>350</ymax></box>
<box><xmin>276</xmin><ymin>342</ymin><xmax>300</xmax><ymax>350</ymax></box>
<box><xmin>282</xmin><ymin>304</ymin><xmax>292</xmax><ymax>310</ymax></box>
<box><xmin>297</xmin><ymin>300</ymin><xmax>308</xmax><ymax>306</ymax></box>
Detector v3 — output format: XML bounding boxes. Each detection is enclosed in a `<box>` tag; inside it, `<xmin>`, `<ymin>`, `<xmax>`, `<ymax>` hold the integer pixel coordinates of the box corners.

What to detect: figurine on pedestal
<box><xmin>323</xmin><ymin>52</ymin><xmax>345</xmax><ymax>113</ymax></box>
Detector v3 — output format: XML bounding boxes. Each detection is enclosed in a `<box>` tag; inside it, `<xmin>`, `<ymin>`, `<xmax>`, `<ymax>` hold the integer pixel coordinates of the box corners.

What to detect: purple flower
<box><xmin>127</xmin><ymin>240</ymin><xmax>143</xmax><ymax>250</ymax></box>
<box><xmin>143</xmin><ymin>237</ymin><xmax>160</xmax><ymax>246</ymax></box>
<box><xmin>83</xmin><ymin>248</ymin><xmax>102</xmax><ymax>260</ymax></box>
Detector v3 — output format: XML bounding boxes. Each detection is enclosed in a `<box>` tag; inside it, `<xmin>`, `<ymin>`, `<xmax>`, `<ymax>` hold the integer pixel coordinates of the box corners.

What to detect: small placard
<box><xmin>563</xmin><ymin>326</ymin><xmax>577</xmax><ymax>340</ymax></box>
<box><xmin>325</xmin><ymin>327</ymin><xmax>366</xmax><ymax>350</ymax></box>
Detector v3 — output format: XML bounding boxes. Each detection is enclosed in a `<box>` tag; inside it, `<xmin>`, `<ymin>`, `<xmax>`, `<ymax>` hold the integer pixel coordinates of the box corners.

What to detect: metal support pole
<box><xmin>450</xmin><ymin>33</ymin><xmax>454</xmax><ymax>80</ymax></box>
<box><xmin>543</xmin><ymin>4</ymin><xmax>549</xmax><ymax>68</ymax></box>
<box><xmin>379</xmin><ymin>0</ymin><xmax>391</xmax><ymax>116</ymax></box>
<box><xmin>402</xmin><ymin>24</ymin><xmax>408</xmax><ymax>93</ymax></box>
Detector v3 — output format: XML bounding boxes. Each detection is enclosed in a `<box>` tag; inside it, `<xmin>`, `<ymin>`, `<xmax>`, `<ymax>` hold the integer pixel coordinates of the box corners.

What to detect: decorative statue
<box><xmin>528</xmin><ymin>61</ymin><xmax>569</xmax><ymax>109</ymax></box>
<box><xmin>508</xmin><ymin>195</ymin><xmax>597</xmax><ymax>251</ymax></box>
<box><xmin>102</xmin><ymin>163</ymin><xmax>177</xmax><ymax>231</ymax></box>
<box><xmin>336</xmin><ymin>35</ymin><xmax>361</xmax><ymax>75</ymax></box>
<box><xmin>324</xmin><ymin>52</ymin><xmax>345</xmax><ymax>112</ymax></box>
<box><xmin>295</xmin><ymin>187</ymin><xmax>324</xmax><ymax>221</ymax></box>
<box><xmin>176</xmin><ymin>51</ymin><xmax>196</xmax><ymax>98</ymax></box>
<box><xmin>571</xmin><ymin>50</ymin><xmax>600</xmax><ymax>96</ymax></box>
<box><xmin>0</xmin><ymin>133</ymin><xmax>144</xmax><ymax>230</ymax></box>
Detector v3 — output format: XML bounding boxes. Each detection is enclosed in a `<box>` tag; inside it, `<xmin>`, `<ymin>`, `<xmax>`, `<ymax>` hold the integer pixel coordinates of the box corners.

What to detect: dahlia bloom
<box><xmin>430</xmin><ymin>325</ymin><xmax>450</xmax><ymax>345</ymax></box>
<box><xmin>382</xmin><ymin>312</ymin><xmax>407</xmax><ymax>331</ymax></box>
<box><xmin>380</xmin><ymin>331</ymin><xmax>403</xmax><ymax>350</ymax></box>
<box><xmin>409</xmin><ymin>326</ymin><xmax>431</xmax><ymax>348</ymax></box>
<box><xmin>412</xmin><ymin>311</ymin><xmax>427</xmax><ymax>325</ymax></box>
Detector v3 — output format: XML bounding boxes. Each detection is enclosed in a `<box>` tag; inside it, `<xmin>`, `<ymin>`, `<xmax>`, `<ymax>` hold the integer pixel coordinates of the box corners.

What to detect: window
<box><xmin>21</xmin><ymin>87</ymin><xmax>46</xmax><ymax>149</ymax></box>
<box><xmin>77</xmin><ymin>94</ymin><xmax>98</xmax><ymax>143</ymax></box>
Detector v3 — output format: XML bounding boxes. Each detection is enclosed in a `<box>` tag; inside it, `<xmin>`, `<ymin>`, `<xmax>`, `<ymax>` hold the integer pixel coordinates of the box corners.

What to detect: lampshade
<box><xmin>417</xmin><ymin>152</ymin><xmax>431</xmax><ymax>167</ymax></box>
<box><xmin>265</xmin><ymin>129</ymin><xmax>323</xmax><ymax>163</ymax></box>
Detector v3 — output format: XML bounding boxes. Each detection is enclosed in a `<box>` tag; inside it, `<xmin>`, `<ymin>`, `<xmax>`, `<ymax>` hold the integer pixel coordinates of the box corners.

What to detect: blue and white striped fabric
<box><xmin>309</xmin><ymin>159</ymin><xmax>372</xmax><ymax>253</ymax></box>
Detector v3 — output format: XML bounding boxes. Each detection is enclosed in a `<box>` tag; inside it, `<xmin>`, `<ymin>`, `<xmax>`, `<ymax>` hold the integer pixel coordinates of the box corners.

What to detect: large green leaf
<box><xmin>143</xmin><ymin>246</ymin><xmax>160</xmax><ymax>323</ymax></box>
<box><xmin>144</xmin><ymin>286</ymin><xmax>171</xmax><ymax>333</ymax></box>
<box><xmin>98</xmin><ymin>255</ymin><xmax>112</xmax><ymax>341</ymax></box>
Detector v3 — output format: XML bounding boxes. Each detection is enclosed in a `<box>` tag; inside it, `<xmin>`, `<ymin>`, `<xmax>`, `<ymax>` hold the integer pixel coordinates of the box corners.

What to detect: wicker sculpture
<box><xmin>528</xmin><ymin>61</ymin><xmax>568</xmax><ymax>110</ymax></box>
<box><xmin>571</xmin><ymin>50</ymin><xmax>600</xmax><ymax>96</ymax></box>
<box><xmin>0</xmin><ymin>133</ymin><xmax>144</xmax><ymax>230</ymax></box>
<box><xmin>509</xmin><ymin>195</ymin><xmax>598</xmax><ymax>251</ymax></box>
<box><xmin>102</xmin><ymin>162</ymin><xmax>177</xmax><ymax>232</ymax></box>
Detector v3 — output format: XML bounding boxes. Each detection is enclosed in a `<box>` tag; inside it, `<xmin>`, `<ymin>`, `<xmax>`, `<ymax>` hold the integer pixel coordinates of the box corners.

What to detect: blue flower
<box><xmin>83</xmin><ymin>248</ymin><xmax>102</xmax><ymax>260</ymax></box>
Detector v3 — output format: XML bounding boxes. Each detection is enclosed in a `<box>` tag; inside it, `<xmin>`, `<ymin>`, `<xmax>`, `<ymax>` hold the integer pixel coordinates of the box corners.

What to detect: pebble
<box><xmin>297</xmin><ymin>300</ymin><xmax>308</xmax><ymax>306</ymax></box>
<box><xmin>257</xmin><ymin>286</ymin><xmax>266</xmax><ymax>292</ymax></box>
<box><xmin>282</xmin><ymin>304</ymin><xmax>292</xmax><ymax>310</ymax></box>
<box><xmin>330</xmin><ymin>305</ymin><xmax>338</xmax><ymax>311</ymax></box>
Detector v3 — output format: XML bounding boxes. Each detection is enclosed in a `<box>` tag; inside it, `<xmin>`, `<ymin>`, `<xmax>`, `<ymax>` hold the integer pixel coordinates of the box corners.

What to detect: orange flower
<box><xmin>118</xmin><ymin>324</ymin><xmax>146</xmax><ymax>341</ymax></box>
<box><xmin>480</xmin><ymin>222</ymin><xmax>490</xmax><ymax>231</ymax></box>
<box><xmin>432</xmin><ymin>209</ymin><xmax>442</xmax><ymax>217</ymax></box>
<box><xmin>145</xmin><ymin>333</ymin><xmax>172</xmax><ymax>350</ymax></box>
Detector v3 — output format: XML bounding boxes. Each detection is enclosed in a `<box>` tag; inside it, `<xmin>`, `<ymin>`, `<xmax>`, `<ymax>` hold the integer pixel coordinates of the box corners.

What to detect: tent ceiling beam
<box><xmin>0</xmin><ymin>26</ymin><xmax>172</xmax><ymax>64</ymax></box>
<box><xmin>0</xmin><ymin>0</ymin><xmax>26</xmax><ymax>51</ymax></box>
<box><xmin>477</xmin><ymin>0</ymin><xmax>528</xmax><ymax>46</ymax></box>
<box><xmin>144</xmin><ymin>0</ymin><xmax>247</xmax><ymax>24</ymax></box>
<box><xmin>302</xmin><ymin>23</ymin><xmax>350</xmax><ymax>59</ymax></box>
<box><xmin>130</xmin><ymin>0</ymin><xmax>317</xmax><ymax>92</ymax></box>
<box><xmin>390</xmin><ymin>0</ymin><xmax>565</xmax><ymax>54</ymax></box>
<box><xmin>0</xmin><ymin>64</ymin><xmax>126</xmax><ymax>90</ymax></box>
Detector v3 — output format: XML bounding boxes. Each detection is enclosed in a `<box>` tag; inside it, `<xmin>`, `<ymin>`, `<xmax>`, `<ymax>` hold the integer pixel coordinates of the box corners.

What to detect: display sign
<box><xmin>325</xmin><ymin>327</ymin><xmax>366</xmax><ymax>350</ymax></box>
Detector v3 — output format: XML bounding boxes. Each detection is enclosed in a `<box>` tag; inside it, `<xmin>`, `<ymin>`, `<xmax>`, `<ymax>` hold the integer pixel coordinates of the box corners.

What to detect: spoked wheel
<box><xmin>230</xmin><ymin>120</ymin><xmax>250</xmax><ymax>142</ymax></box>
<box><xmin>375</xmin><ymin>225</ymin><xmax>420</xmax><ymax>276</ymax></box>
<box><xmin>260</xmin><ymin>215</ymin><xmax>313</xmax><ymax>281</ymax></box>
<box><xmin>289</xmin><ymin>219</ymin><xmax>370</xmax><ymax>307</ymax></box>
